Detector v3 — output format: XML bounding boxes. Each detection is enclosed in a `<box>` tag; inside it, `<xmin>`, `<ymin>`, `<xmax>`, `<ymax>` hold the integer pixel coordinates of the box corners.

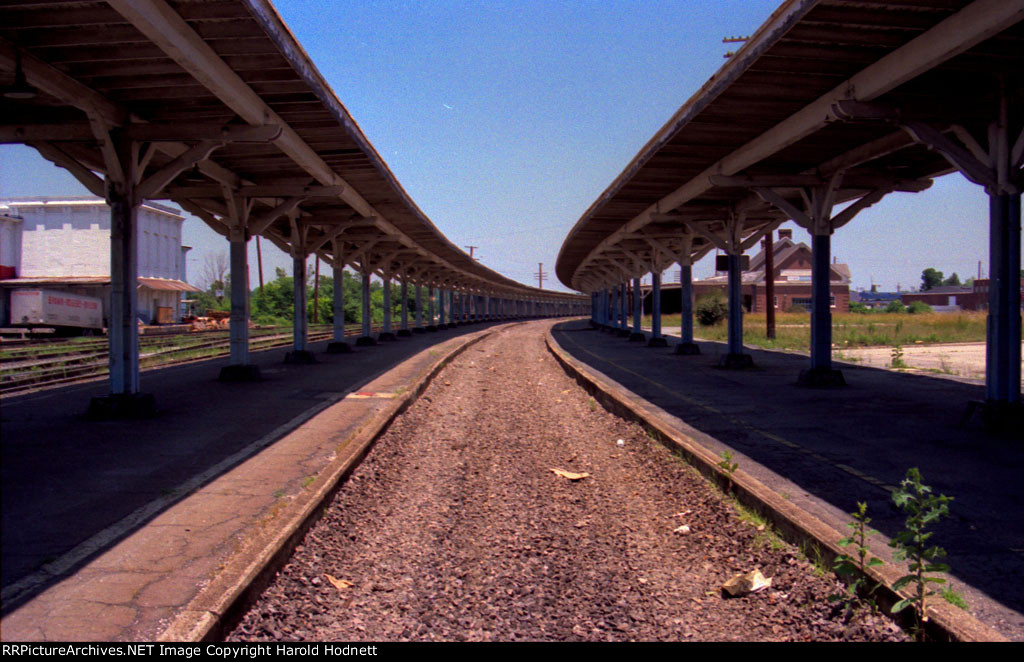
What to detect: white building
<box><xmin>0</xmin><ymin>197</ymin><xmax>198</xmax><ymax>327</ymax></box>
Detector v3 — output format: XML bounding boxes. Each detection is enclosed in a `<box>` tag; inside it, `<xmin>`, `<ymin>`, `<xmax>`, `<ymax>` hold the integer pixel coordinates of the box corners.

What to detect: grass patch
<box><xmin>651</xmin><ymin>311</ymin><xmax>988</xmax><ymax>351</ymax></box>
<box><xmin>941</xmin><ymin>585</ymin><xmax>969</xmax><ymax>610</ymax></box>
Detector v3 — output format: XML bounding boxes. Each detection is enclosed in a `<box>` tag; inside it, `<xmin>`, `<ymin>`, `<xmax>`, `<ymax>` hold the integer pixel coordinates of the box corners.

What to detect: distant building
<box><xmin>688</xmin><ymin>229</ymin><xmax>850</xmax><ymax>313</ymax></box>
<box><xmin>901</xmin><ymin>278</ymin><xmax>1024</xmax><ymax>312</ymax></box>
<box><xmin>0</xmin><ymin>197</ymin><xmax>199</xmax><ymax>327</ymax></box>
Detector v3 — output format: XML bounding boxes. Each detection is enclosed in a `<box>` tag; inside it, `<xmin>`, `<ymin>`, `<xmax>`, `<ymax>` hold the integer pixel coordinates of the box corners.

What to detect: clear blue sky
<box><xmin>0</xmin><ymin>0</ymin><xmax>993</xmax><ymax>293</ymax></box>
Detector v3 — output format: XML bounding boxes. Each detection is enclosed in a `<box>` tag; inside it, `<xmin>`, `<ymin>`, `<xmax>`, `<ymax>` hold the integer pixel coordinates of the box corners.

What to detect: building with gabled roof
<box><xmin>646</xmin><ymin>229</ymin><xmax>851</xmax><ymax>315</ymax></box>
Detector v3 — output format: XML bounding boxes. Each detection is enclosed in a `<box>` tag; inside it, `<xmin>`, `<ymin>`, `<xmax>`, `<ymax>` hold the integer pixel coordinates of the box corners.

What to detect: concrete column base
<box><xmin>378</xmin><ymin>332</ymin><xmax>398</xmax><ymax>342</ymax></box>
<box><xmin>326</xmin><ymin>341</ymin><xmax>352</xmax><ymax>354</ymax></box>
<box><xmin>960</xmin><ymin>400</ymin><xmax>1024</xmax><ymax>438</ymax></box>
<box><xmin>797</xmin><ymin>367</ymin><xmax>846</xmax><ymax>388</ymax></box>
<box><xmin>218</xmin><ymin>364</ymin><xmax>263</xmax><ymax>381</ymax></box>
<box><xmin>436</xmin><ymin>323</ymin><xmax>448</xmax><ymax>330</ymax></box>
<box><xmin>647</xmin><ymin>337</ymin><xmax>669</xmax><ymax>348</ymax></box>
<box><xmin>426</xmin><ymin>325</ymin><xmax>438</xmax><ymax>332</ymax></box>
<box><xmin>355</xmin><ymin>336</ymin><xmax>377</xmax><ymax>347</ymax></box>
<box><xmin>616</xmin><ymin>328</ymin><xmax>631</xmax><ymax>338</ymax></box>
<box><xmin>396</xmin><ymin>329</ymin><xmax>413</xmax><ymax>338</ymax></box>
<box><xmin>284</xmin><ymin>350</ymin><xmax>317</xmax><ymax>365</ymax></box>
<box><xmin>674</xmin><ymin>343</ymin><xmax>701</xmax><ymax>355</ymax></box>
<box><xmin>86</xmin><ymin>392</ymin><xmax>156</xmax><ymax>420</ymax></box>
<box><xmin>718</xmin><ymin>353</ymin><xmax>756</xmax><ymax>370</ymax></box>
<box><xmin>628</xmin><ymin>332</ymin><xmax>646</xmax><ymax>342</ymax></box>
<box><xmin>412</xmin><ymin>327</ymin><xmax>426</xmax><ymax>334</ymax></box>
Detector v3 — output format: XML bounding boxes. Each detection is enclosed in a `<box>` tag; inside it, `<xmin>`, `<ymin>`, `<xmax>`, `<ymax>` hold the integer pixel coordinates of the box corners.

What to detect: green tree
<box><xmin>942</xmin><ymin>272</ymin><xmax>961</xmax><ymax>287</ymax></box>
<box><xmin>920</xmin><ymin>268</ymin><xmax>943</xmax><ymax>291</ymax></box>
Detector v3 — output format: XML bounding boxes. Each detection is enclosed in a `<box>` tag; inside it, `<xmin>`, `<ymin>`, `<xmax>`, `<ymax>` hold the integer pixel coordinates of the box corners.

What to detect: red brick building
<box><xmin>689</xmin><ymin>230</ymin><xmax>851</xmax><ymax>313</ymax></box>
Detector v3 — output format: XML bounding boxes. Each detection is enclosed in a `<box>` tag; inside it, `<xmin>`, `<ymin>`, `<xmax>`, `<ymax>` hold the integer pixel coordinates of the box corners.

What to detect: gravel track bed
<box><xmin>228</xmin><ymin>322</ymin><xmax>905</xmax><ymax>641</ymax></box>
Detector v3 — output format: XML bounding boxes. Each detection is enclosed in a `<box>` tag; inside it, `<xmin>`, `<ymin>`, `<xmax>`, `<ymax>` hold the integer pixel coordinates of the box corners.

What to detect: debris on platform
<box><xmin>326</xmin><ymin>574</ymin><xmax>353</xmax><ymax>592</ymax></box>
<box><xmin>550</xmin><ymin>467</ymin><xmax>589</xmax><ymax>481</ymax></box>
<box><xmin>673</xmin><ymin>525</ymin><xmax>691</xmax><ymax>534</ymax></box>
<box><xmin>721</xmin><ymin>569</ymin><xmax>772</xmax><ymax>597</ymax></box>
<box><xmin>616</xmin><ymin>439</ymin><xmax>625</xmax><ymax>447</ymax></box>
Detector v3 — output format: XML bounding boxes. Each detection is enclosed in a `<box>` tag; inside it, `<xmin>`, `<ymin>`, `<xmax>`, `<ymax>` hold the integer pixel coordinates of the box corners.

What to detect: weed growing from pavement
<box><xmin>717</xmin><ymin>450</ymin><xmax>738</xmax><ymax>493</ymax></box>
<box><xmin>890</xmin><ymin>345</ymin><xmax>907</xmax><ymax>369</ymax></box>
<box><xmin>829</xmin><ymin>502</ymin><xmax>884</xmax><ymax>617</ymax></box>
<box><xmin>587</xmin><ymin>397</ymin><xmax>597</xmax><ymax>412</ymax></box>
<box><xmin>889</xmin><ymin>467</ymin><xmax>953</xmax><ymax>641</ymax></box>
<box><xmin>302</xmin><ymin>476</ymin><xmax>316</xmax><ymax>489</ymax></box>
<box><xmin>940</xmin><ymin>585</ymin><xmax>968</xmax><ymax>610</ymax></box>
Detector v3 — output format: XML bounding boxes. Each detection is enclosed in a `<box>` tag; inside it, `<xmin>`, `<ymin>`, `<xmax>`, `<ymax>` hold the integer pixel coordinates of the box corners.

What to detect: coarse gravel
<box><xmin>228</xmin><ymin>322</ymin><xmax>907</xmax><ymax>642</ymax></box>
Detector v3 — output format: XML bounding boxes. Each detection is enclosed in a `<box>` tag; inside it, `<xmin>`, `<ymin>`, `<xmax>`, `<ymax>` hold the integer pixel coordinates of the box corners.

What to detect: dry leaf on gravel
<box><xmin>550</xmin><ymin>467</ymin><xmax>590</xmax><ymax>481</ymax></box>
<box><xmin>721</xmin><ymin>569</ymin><xmax>772</xmax><ymax>597</ymax></box>
<box><xmin>326</xmin><ymin>574</ymin><xmax>354</xmax><ymax>592</ymax></box>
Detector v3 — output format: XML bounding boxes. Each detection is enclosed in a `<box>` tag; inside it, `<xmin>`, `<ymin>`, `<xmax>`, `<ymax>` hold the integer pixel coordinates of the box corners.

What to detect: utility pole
<box><xmin>535</xmin><ymin>262</ymin><xmax>547</xmax><ymax>289</ymax></box>
<box><xmin>722</xmin><ymin>35</ymin><xmax>749</xmax><ymax>58</ymax></box>
<box><xmin>465</xmin><ymin>245</ymin><xmax>479</xmax><ymax>261</ymax></box>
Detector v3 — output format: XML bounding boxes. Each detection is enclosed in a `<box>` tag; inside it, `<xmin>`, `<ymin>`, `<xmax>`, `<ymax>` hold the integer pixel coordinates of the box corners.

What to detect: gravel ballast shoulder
<box><xmin>228</xmin><ymin>322</ymin><xmax>906</xmax><ymax>641</ymax></box>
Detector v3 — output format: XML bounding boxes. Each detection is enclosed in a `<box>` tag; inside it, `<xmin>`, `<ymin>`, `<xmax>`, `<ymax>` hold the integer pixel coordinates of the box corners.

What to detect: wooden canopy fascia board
<box><xmin>561</xmin><ymin>0</ymin><xmax>1024</xmax><ymax>291</ymax></box>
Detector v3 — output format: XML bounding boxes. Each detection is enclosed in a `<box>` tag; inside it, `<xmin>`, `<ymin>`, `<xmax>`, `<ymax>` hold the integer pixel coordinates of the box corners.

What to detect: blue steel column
<box><xmin>284</xmin><ymin>255</ymin><xmax>316</xmax><ymax>362</ymax></box>
<box><xmin>675</xmin><ymin>262</ymin><xmax>700</xmax><ymax>355</ymax></box>
<box><xmin>379</xmin><ymin>277</ymin><xmax>396</xmax><ymax>341</ymax></box>
<box><xmin>810</xmin><ymin>234</ymin><xmax>832</xmax><ymax>371</ymax></box>
<box><xmin>326</xmin><ymin>262</ymin><xmax>351</xmax><ymax>353</ymax></box>
<box><xmin>798</xmin><ymin>233</ymin><xmax>844</xmax><ymax>386</ymax></box>
<box><xmin>630</xmin><ymin>277</ymin><xmax>643</xmax><ymax>341</ymax></box>
<box><xmin>618</xmin><ymin>282</ymin><xmax>629</xmax><ymax>336</ymax></box>
<box><xmin>413</xmin><ymin>283</ymin><xmax>425</xmax><ymax>333</ymax></box>
<box><xmin>427</xmin><ymin>287</ymin><xmax>437</xmax><ymax>331</ymax></box>
<box><xmin>228</xmin><ymin>234</ymin><xmax>249</xmax><ymax>366</ymax></box>
<box><xmin>102</xmin><ymin>186</ymin><xmax>143</xmax><ymax>403</ymax></box>
<box><xmin>357</xmin><ymin>270</ymin><xmax>376</xmax><ymax>345</ymax></box>
<box><xmin>719</xmin><ymin>253</ymin><xmax>753</xmax><ymax>369</ymax></box>
<box><xmin>398</xmin><ymin>277</ymin><xmax>411</xmax><ymax>337</ymax></box>
<box><xmin>648</xmin><ymin>271</ymin><xmax>668</xmax><ymax>347</ymax></box>
<box><xmin>987</xmin><ymin>193</ymin><xmax>1022</xmax><ymax>405</ymax></box>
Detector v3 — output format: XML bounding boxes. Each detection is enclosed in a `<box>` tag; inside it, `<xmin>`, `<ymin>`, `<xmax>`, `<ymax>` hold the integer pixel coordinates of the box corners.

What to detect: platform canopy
<box><xmin>557</xmin><ymin>0</ymin><xmax>1023</xmax><ymax>292</ymax></box>
<box><xmin>0</xmin><ymin>0</ymin><xmax>581</xmax><ymax>305</ymax></box>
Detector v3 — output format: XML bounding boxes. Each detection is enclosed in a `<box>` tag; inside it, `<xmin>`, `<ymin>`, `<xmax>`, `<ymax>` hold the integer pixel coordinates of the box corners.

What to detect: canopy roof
<box><xmin>557</xmin><ymin>0</ymin><xmax>1024</xmax><ymax>292</ymax></box>
<box><xmin>0</xmin><ymin>0</ymin><xmax>580</xmax><ymax>302</ymax></box>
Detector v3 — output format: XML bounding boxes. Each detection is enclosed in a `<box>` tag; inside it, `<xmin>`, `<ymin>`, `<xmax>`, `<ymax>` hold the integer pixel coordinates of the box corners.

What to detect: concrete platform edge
<box><xmin>544</xmin><ymin>327</ymin><xmax>1007</xmax><ymax>643</ymax></box>
<box><xmin>159</xmin><ymin>323</ymin><xmax>514</xmax><ymax>642</ymax></box>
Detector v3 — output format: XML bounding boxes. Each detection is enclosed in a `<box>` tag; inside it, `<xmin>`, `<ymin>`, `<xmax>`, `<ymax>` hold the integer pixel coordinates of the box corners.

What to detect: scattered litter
<box><xmin>616</xmin><ymin>439</ymin><xmax>625</xmax><ymax>447</ymax></box>
<box><xmin>550</xmin><ymin>467</ymin><xmax>590</xmax><ymax>481</ymax></box>
<box><xmin>673</xmin><ymin>510</ymin><xmax>692</xmax><ymax>518</ymax></box>
<box><xmin>562</xmin><ymin>389</ymin><xmax>571</xmax><ymax>395</ymax></box>
<box><xmin>326</xmin><ymin>574</ymin><xmax>354</xmax><ymax>592</ymax></box>
<box><xmin>673</xmin><ymin>525</ymin><xmax>691</xmax><ymax>534</ymax></box>
<box><xmin>721</xmin><ymin>569</ymin><xmax>772</xmax><ymax>597</ymax></box>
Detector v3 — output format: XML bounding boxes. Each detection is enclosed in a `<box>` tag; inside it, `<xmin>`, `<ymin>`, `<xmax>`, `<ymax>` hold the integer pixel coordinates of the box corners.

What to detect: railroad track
<box><xmin>0</xmin><ymin>324</ymin><xmax>379</xmax><ymax>397</ymax></box>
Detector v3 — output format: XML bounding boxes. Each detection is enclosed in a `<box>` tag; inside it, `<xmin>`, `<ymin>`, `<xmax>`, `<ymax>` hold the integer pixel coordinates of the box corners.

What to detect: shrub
<box><xmin>906</xmin><ymin>301</ymin><xmax>933</xmax><ymax>314</ymax></box>
<box><xmin>884</xmin><ymin>300</ymin><xmax>907</xmax><ymax>314</ymax></box>
<box><xmin>849</xmin><ymin>301</ymin><xmax>870</xmax><ymax>314</ymax></box>
<box><xmin>695</xmin><ymin>292</ymin><xmax>728</xmax><ymax>326</ymax></box>
<box><xmin>785</xmin><ymin>304</ymin><xmax>807</xmax><ymax>313</ymax></box>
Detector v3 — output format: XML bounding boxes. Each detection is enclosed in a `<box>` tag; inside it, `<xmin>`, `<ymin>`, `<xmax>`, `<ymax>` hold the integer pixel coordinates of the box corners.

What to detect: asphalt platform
<box><xmin>549</xmin><ymin>319</ymin><xmax>1023</xmax><ymax>641</ymax></box>
<box><xmin>0</xmin><ymin>321</ymin><xmax>508</xmax><ymax>641</ymax></box>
